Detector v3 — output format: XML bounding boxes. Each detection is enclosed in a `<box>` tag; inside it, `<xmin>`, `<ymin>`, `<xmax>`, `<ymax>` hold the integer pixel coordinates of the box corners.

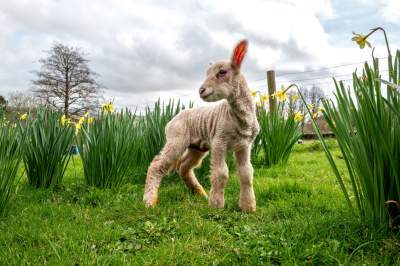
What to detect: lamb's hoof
<box><xmin>194</xmin><ymin>187</ymin><xmax>208</xmax><ymax>200</ymax></box>
<box><xmin>208</xmin><ymin>196</ymin><xmax>224</xmax><ymax>208</ymax></box>
<box><xmin>143</xmin><ymin>196</ymin><xmax>158</xmax><ymax>208</ymax></box>
<box><xmin>239</xmin><ymin>201</ymin><xmax>256</xmax><ymax>212</ymax></box>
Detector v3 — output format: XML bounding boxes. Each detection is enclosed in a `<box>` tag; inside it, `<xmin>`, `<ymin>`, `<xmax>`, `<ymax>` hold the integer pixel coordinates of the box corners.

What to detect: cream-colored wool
<box><xmin>143</xmin><ymin>40</ymin><xmax>259</xmax><ymax>212</ymax></box>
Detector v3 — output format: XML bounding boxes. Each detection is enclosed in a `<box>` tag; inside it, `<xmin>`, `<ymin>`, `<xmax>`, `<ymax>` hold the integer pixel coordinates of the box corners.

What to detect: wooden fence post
<box><xmin>267</xmin><ymin>70</ymin><xmax>276</xmax><ymax>112</ymax></box>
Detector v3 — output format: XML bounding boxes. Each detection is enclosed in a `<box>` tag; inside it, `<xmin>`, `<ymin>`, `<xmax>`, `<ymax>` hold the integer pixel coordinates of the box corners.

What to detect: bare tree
<box><xmin>297</xmin><ymin>86</ymin><xmax>325</xmax><ymax>113</ymax></box>
<box><xmin>0</xmin><ymin>95</ymin><xmax>6</xmax><ymax>106</ymax></box>
<box><xmin>33</xmin><ymin>43</ymin><xmax>101</xmax><ymax>117</ymax></box>
<box><xmin>7</xmin><ymin>91</ymin><xmax>38</xmax><ymax>110</ymax></box>
<box><xmin>295</xmin><ymin>86</ymin><xmax>326</xmax><ymax>132</ymax></box>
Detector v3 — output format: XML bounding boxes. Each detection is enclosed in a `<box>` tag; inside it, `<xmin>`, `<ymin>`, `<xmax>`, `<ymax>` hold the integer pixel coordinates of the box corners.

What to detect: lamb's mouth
<box><xmin>200</xmin><ymin>92</ymin><xmax>213</xmax><ymax>99</ymax></box>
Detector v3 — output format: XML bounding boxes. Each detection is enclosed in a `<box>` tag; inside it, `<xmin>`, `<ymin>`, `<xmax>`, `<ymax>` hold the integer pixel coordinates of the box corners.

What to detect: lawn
<box><xmin>0</xmin><ymin>140</ymin><xmax>399</xmax><ymax>265</ymax></box>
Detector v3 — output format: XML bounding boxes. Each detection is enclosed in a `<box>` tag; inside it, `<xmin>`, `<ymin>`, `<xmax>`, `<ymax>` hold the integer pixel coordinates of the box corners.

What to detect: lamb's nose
<box><xmin>199</xmin><ymin>87</ymin><xmax>206</xmax><ymax>95</ymax></box>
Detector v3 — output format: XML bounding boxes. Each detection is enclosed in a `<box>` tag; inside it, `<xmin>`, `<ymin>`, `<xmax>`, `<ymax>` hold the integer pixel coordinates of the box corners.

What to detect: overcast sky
<box><xmin>0</xmin><ymin>0</ymin><xmax>399</xmax><ymax>109</ymax></box>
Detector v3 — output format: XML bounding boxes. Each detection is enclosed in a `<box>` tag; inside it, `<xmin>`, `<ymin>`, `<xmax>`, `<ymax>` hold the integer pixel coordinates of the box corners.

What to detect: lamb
<box><xmin>143</xmin><ymin>40</ymin><xmax>259</xmax><ymax>212</ymax></box>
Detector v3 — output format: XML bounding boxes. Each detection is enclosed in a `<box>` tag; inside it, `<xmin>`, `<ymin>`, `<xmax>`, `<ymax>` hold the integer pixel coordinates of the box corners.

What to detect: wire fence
<box><xmin>247</xmin><ymin>56</ymin><xmax>390</xmax><ymax>92</ymax></box>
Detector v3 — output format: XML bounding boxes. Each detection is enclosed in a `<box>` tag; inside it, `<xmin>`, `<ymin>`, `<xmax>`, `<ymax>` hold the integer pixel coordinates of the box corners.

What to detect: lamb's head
<box><xmin>199</xmin><ymin>40</ymin><xmax>248</xmax><ymax>102</ymax></box>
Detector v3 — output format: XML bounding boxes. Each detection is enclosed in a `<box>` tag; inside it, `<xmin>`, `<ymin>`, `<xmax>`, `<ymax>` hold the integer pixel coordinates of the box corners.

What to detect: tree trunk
<box><xmin>64</xmin><ymin>68</ymin><xmax>69</xmax><ymax>117</ymax></box>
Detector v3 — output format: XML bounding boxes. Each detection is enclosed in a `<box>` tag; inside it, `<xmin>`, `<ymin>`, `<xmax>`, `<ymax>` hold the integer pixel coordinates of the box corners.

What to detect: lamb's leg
<box><xmin>143</xmin><ymin>139</ymin><xmax>187</xmax><ymax>207</ymax></box>
<box><xmin>208</xmin><ymin>148</ymin><xmax>228</xmax><ymax>208</ymax></box>
<box><xmin>235</xmin><ymin>146</ymin><xmax>256</xmax><ymax>212</ymax></box>
<box><xmin>177</xmin><ymin>148</ymin><xmax>208</xmax><ymax>199</ymax></box>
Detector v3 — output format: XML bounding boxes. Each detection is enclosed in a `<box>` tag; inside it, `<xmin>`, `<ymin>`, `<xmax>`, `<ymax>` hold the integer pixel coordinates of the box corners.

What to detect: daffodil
<box><xmin>318</xmin><ymin>107</ymin><xmax>325</xmax><ymax>113</ymax></box>
<box><xmin>75</xmin><ymin>122</ymin><xmax>82</xmax><ymax>134</ymax></box>
<box><xmin>352</xmin><ymin>32</ymin><xmax>371</xmax><ymax>49</ymax></box>
<box><xmin>260</xmin><ymin>93</ymin><xmax>269</xmax><ymax>103</ymax></box>
<box><xmin>60</xmin><ymin>115</ymin><xmax>66</xmax><ymax>126</ymax></box>
<box><xmin>294</xmin><ymin>111</ymin><xmax>304</xmax><ymax>122</ymax></box>
<box><xmin>2</xmin><ymin>116</ymin><xmax>8</xmax><ymax>126</ymax></box>
<box><xmin>87</xmin><ymin>117</ymin><xmax>94</xmax><ymax>124</ymax></box>
<box><xmin>250</xmin><ymin>90</ymin><xmax>257</xmax><ymax>97</ymax></box>
<box><xmin>60</xmin><ymin>114</ymin><xmax>71</xmax><ymax>127</ymax></box>
<box><xmin>75</xmin><ymin>116</ymin><xmax>85</xmax><ymax>134</ymax></box>
<box><xmin>19</xmin><ymin>113</ymin><xmax>28</xmax><ymax>121</ymax></box>
<box><xmin>273</xmin><ymin>90</ymin><xmax>287</xmax><ymax>102</ymax></box>
<box><xmin>102</xmin><ymin>102</ymin><xmax>115</xmax><ymax>113</ymax></box>
<box><xmin>308</xmin><ymin>104</ymin><xmax>315</xmax><ymax>110</ymax></box>
<box><xmin>313</xmin><ymin>112</ymin><xmax>319</xmax><ymax>119</ymax></box>
<box><xmin>292</xmin><ymin>94</ymin><xmax>299</xmax><ymax>101</ymax></box>
<box><xmin>84</xmin><ymin>111</ymin><xmax>90</xmax><ymax>117</ymax></box>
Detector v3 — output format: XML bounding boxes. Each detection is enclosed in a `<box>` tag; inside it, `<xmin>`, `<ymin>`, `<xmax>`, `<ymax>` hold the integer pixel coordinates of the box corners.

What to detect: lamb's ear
<box><xmin>231</xmin><ymin>40</ymin><xmax>248</xmax><ymax>72</ymax></box>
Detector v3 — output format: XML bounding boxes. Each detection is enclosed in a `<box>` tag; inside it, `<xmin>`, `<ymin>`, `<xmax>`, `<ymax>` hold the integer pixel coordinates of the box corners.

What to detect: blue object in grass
<box><xmin>70</xmin><ymin>145</ymin><xmax>79</xmax><ymax>155</ymax></box>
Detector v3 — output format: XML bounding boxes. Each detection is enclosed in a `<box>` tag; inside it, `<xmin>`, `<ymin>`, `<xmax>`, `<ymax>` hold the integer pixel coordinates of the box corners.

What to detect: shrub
<box><xmin>77</xmin><ymin>108</ymin><xmax>139</xmax><ymax>188</ymax></box>
<box><xmin>0</xmin><ymin>110</ymin><xmax>22</xmax><ymax>216</ymax></box>
<box><xmin>20</xmin><ymin>108</ymin><xmax>74</xmax><ymax>188</ymax></box>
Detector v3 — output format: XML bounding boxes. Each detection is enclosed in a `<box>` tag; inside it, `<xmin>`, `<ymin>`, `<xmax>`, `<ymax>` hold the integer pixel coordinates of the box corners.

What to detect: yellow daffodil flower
<box><xmin>19</xmin><ymin>113</ymin><xmax>28</xmax><ymax>121</ymax></box>
<box><xmin>102</xmin><ymin>102</ymin><xmax>115</xmax><ymax>113</ymax></box>
<box><xmin>251</xmin><ymin>90</ymin><xmax>257</xmax><ymax>97</ymax></box>
<box><xmin>87</xmin><ymin>117</ymin><xmax>94</xmax><ymax>124</ymax></box>
<box><xmin>60</xmin><ymin>114</ymin><xmax>71</xmax><ymax>127</ymax></box>
<box><xmin>84</xmin><ymin>111</ymin><xmax>90</xmax><ymax>117</ymax></box>
<box><xmin>75</xmin><ymin>122</ymin><xmax>81</xmax><ymax>134</ymax></box>
<box><xmin>294</xmin><ymin>111</ymin><xmax>304</xmax><ymax>122</ymax></box>
<box><xmin>261</xmin><ymin>93</ymin><xmax>269</xmax><ymax>103</ymax></box>
<box><xmin>308</xmin><ymin>104</ymin><xmax>315</xmax><ymax>110</ymax></box>
<box><xmin>273</xmin><ymin>90</ymin><xmax>287</xmax><ymax>102</ymax></box>
<box><xmin>60</xmin><ymin>115</ymin><xmax>66</xmax><ymax>126</ymax></box>
<box><xmin>74</xmin><ymin>116</ymin><xmax>86</xmax><ymax>134</ymax></box>
<box><xmin>352</xmin><ymin>32</ymin><xmax>371</xmax><ymax>49</ymax></box>
<box><xmin>292</xmin><ymin>94</ymin><xmax>299</xmax><ymax>101</ymax></box>
<box><xmin>2</xmin><ymin>116</ymin><xmax>8</xmax><ymax>126</ymax></box>
<box><xmin>318</xmin><ymin>107</ymin><xmax>325</xmax><ymax>113</ymax></box>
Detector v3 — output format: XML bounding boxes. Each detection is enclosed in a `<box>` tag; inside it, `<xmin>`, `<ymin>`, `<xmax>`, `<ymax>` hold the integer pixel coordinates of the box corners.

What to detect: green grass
<box><xmin>0</xmin><ymin>141</ymin><xmax>399</xmax><ymax>265</ymax></box>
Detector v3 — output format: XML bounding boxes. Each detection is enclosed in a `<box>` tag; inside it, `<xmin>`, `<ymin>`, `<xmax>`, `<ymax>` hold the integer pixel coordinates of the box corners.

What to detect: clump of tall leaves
<box><xmin>305</xmin><ymin>28</ymin><xmax>400</xmax><ymax>228</ymax></box>
<box><xmin>20</xmin><ymin>108</ymin><xmax>74</xmax><ymax>188</ymax></box>
<box><xmin>252</xmin><ymin>102</ymin><xmax>302</xmax><ymax>167</ymax></box>
<box><xmin>0</xmin><ymin>109</ymin><xmax>22</xmax><ymax>216</ymax></box>
<box><xmin>77</xmin><ymin>108</ymin><xmax>139</xmax><ymax>188</ymax></box>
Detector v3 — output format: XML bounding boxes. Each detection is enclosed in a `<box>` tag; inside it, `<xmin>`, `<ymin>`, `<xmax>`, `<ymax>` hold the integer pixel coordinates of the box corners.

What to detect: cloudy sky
<box><xmin>0</xmin><ymin>0</ymin><xmax>399</xmax><ymax>109</ymax></box>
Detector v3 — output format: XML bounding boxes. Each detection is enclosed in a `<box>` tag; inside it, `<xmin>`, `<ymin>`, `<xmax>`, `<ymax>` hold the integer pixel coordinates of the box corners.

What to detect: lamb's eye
<box><xmin>217</xmin><ymin>69</ymin><xmax>227</xmax><ymax>78</ymax></box>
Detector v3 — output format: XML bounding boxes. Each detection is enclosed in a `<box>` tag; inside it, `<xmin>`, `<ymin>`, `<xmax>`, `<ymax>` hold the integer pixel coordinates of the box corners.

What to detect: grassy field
<box><xmin>0</xmin><ymin>140</ymin><xmax>399</xmax><ymax>265</ymax></box>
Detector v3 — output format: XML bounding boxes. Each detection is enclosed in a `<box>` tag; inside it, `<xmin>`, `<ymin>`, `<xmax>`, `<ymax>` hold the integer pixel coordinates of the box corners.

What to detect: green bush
<box><xmin>20</xmin><ymin>108</ymin><xmax>74</xmax><ymax>188</ymax></box>
<box><xmin>0</xmin><ymin>110</ymin><xmax>22</xmax><ymax>216</ymax></box>
<box><xmin>252</xmin><ymin>103</ymin><xmax>302</xmax><ymax>167</ymax></box>
<box><xmin>77</xmin><ymin>108</ymin><xmax>140</xmax><ymax>188</ymax></box>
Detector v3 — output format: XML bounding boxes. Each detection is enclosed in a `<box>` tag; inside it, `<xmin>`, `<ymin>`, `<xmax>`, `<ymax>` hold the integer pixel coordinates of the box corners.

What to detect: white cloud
<box><xmin>380</xmin><ymin>0</ymin><xmax>400</xmax><ymax>21</ymax></box>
